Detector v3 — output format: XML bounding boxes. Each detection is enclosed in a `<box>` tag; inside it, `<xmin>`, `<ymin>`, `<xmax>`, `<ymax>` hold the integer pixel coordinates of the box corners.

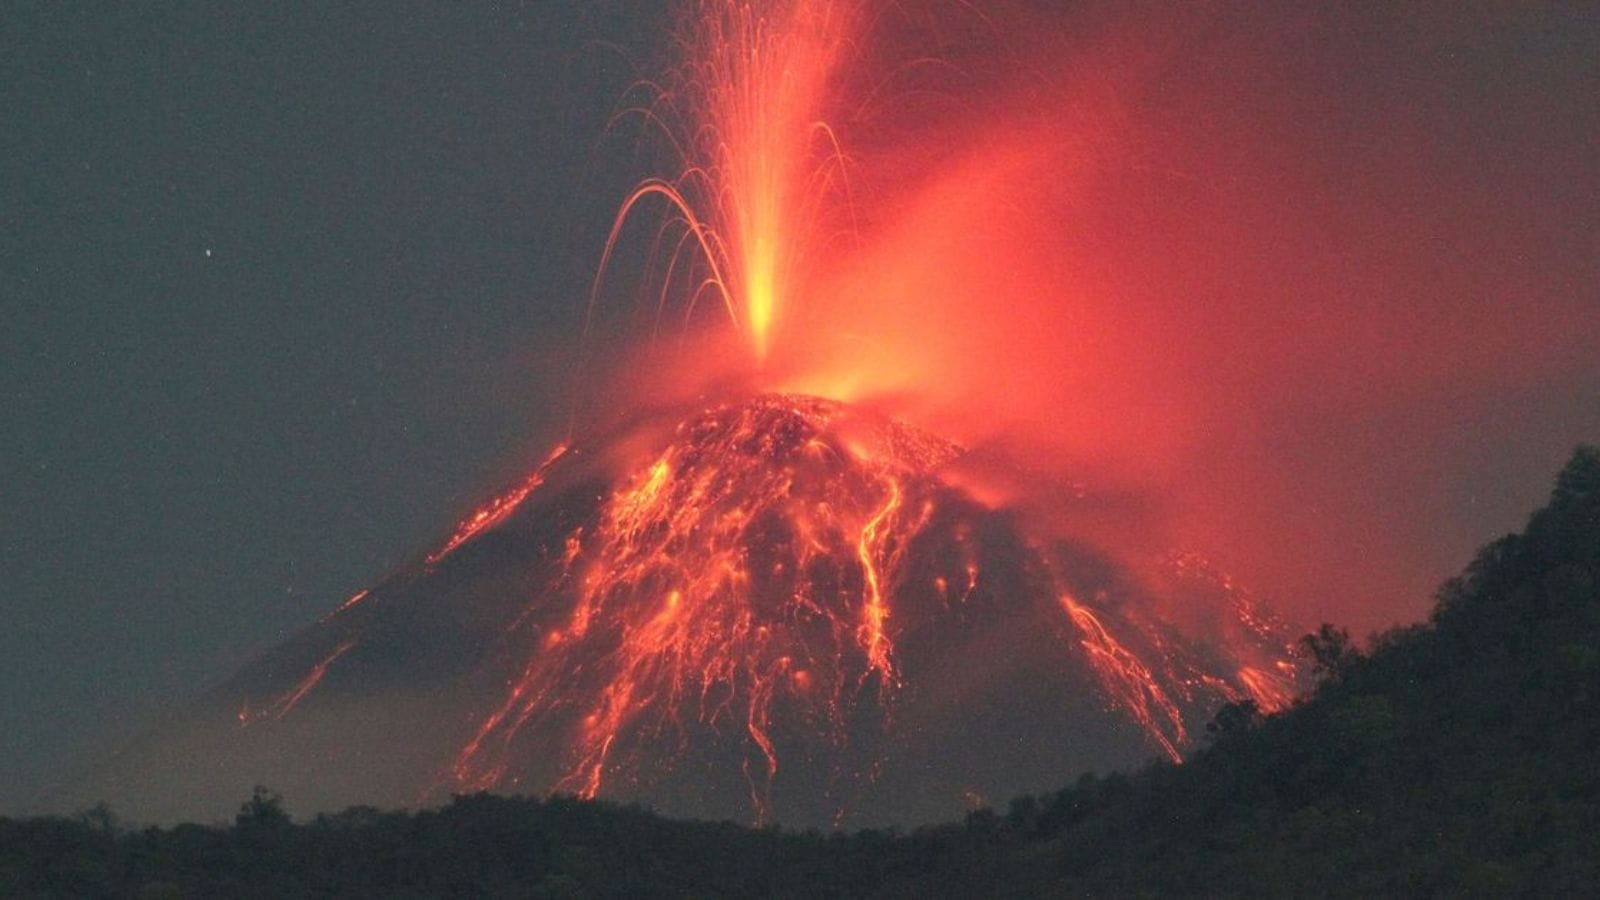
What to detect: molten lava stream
<box><xmin>238</xmin><ymin>637</ymin><xmax>357</xmax><ymax>727</ymax></box>
<box><xmin>426</xmin><ymin>444</ymin><xmax>569</xmax><ymax>568</ymax></box>
<box><xmin>448</xmin><ymin>397</ymin><xmax>949</xmax><ymax>818</ymax></box>
<box><xmin>1056</xmin><ymin>594</ymin><xmax>1186</xmax><ymax>762</ymax></box>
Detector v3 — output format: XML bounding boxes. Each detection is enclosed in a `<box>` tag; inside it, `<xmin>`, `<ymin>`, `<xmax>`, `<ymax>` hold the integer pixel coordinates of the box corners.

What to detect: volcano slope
<box><xmin>67</xmin><ymin>393</ymin><xmax>1297</xmax><ymax>828</ymax></box>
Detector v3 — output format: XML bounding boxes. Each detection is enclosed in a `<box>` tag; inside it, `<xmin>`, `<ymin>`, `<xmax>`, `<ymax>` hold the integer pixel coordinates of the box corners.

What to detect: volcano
<box><xmin>74</xmin><ymin>394</ymin><xmax>1298</xmax><ymax>827</ymax></box>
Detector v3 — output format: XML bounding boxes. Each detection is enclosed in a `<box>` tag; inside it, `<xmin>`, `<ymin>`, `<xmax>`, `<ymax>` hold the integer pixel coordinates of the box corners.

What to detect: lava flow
<box><xmin>421</xmin><ymin>394</ymin><xmax>1296</xmax><ymax>822</ymax></box>
<box><xmin>426</xmin><ymin>444</ymin><xmax>571</xmax><ymax>568</ymax></box>
<box><xmin>449</xmin><ymin>396</ymin><xmax>955</xmax><ymax>815</ymax></box>
<box><xmin>236</xmin><ymin>637</ymin><xmax>357</xmax><ymax>727</ymax></box>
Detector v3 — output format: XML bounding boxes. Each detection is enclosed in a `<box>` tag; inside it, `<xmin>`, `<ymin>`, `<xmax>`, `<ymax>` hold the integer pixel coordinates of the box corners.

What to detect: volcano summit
<box><xmin>76</xmin><ymin>394</ymin><xmax>1297</xmax><ymax>827</ymax></box>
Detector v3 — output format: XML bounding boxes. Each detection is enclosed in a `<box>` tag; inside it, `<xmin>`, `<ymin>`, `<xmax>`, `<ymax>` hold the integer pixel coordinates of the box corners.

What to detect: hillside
<box><xmin>5</xmin><ymin>447</ymin><xmax>1597</xmax><ymax>897</ymax></box>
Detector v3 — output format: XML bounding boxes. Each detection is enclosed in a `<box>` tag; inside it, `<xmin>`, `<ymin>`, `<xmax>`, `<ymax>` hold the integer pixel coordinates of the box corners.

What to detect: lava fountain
<box><xmin>591</xmin><ymin>0</ymin><xmax>857</xmax><ymax>364</ymax></box>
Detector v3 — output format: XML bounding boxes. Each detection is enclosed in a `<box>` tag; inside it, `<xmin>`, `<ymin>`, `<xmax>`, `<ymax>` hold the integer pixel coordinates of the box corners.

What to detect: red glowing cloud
<box><xmin>583</xmin><ymin>2</ymin><xmax>1599</xmax><ymax>631</ymax></box>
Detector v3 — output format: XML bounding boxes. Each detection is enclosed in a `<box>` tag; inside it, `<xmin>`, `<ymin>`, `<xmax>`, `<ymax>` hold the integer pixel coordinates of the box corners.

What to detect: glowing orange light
<box><xmin>594</xmin><ymin>1</ymin><xmax>854</xmax><ymax>363</ymax></box>
<box><xmin>318</xmin><ymin>588</ymin><xmax>371</xmax><ymax>624</ymax></box>
<box><xmin>448</xmin><ymin>396</ymin><xmax>953</xmax><ymax>819</ymax></box>
<box><xmin>855</xmin><ymin>479</ymin><xmax>901</xmax><ymax>686</ymax></box>
<box><xmin>426</xmin><ymin>444</ymin><xmax>569</xmax><ymax>567</ymax></box>
<box><xmin>239</xmin><ymin>638</ymin><xmax>358</xmax><ymax>726</ymax></box>
<box><xmin>1058</xmin><ymin>593</ymin><xmax>1186</xmax><ymax>762</ymax></box>
<box><xmin>1236</xmin><ymin>664</ymin><xmax>1295</xmax><ymax>713</ymax></box>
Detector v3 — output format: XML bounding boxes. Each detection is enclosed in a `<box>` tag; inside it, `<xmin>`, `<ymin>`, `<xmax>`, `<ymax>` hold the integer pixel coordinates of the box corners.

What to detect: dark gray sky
<box><xmin>3</xmin><ymin>3</ymin><xmax>1597</xmax><ymax>816</ymax></box>
<box><xmin>2</xmin><ymin>2</ymin><xmax>668</xmax><ymax>811</ymax></box>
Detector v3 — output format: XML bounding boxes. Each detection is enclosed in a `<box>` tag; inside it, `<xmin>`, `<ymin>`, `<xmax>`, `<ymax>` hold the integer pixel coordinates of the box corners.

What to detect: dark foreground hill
<box><xmin>6</xmin><ymin>447</ymin><xmax>1598</xmax><ymax>897</ymax></box>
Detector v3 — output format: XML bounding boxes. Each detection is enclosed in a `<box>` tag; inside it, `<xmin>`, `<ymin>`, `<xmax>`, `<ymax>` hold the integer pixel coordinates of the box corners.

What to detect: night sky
<box><xmin>3</xmin><ymin>2</ymin><xmax>669</xmax><ymax>812</ymax></box>
<box><xmin>4</xmin><ymin>3</ymin><xmax>1597</xmax><ymax>816</ymax></box>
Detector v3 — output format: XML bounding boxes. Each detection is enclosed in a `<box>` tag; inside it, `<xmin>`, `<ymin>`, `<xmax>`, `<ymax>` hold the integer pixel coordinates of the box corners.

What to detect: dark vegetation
<box><xmin>6</xmin><ymin>448</ymin><xmax>1598</xmax><ymax>897</ymax></box>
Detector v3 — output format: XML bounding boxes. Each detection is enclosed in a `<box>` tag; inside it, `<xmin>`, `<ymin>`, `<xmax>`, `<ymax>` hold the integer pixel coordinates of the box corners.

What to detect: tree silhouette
<box><xmin>1205</xmin><ymin>698</ymin><xmax>1262</xmax><ymax>740</ymax></box>
<box><xmin>1300</xmin><ymin>623</ymin><xmax>1356</xmax><ymax>681</ymax></box>
<box><xmin>235</xmin><ymin>786</ymin><xmax>289</xmax><ymax>829</ymax></box>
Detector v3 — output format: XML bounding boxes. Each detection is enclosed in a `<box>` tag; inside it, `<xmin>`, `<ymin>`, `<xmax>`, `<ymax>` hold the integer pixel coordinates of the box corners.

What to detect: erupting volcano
<box><xmin>75</xmin><ymin>1</ymin><xmax>1315</xmax><ymax>827</ymax></box>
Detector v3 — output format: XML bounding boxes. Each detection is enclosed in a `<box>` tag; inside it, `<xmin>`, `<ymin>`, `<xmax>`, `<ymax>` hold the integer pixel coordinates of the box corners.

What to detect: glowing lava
<box><xmin>237</xmin><ymin>637</ymin><xmax>357</xmax><ymax>727</ymax></box>
<box><xmin>595</xmin><ymin>1</ymin><xmax>855</xmax><ymax>362</ymax></box>
<box><xmin>1057</xmin><ymin>593</ymin><xmax>1186</xmax><ymax>762</ymax></box>
<box><xmin>449</xmin><ymin>396</ymin><xmax>955</xmax><ymax>818</ymax></box>
<box><xmin>426</xmin><ymin>444</ymin><xmax>570</xmax><ymax>568</ymax></box>
<box><xmin>421</xmin><ymin>395</ymin><xmax>1294</xmax><ymax>820</ymax></box>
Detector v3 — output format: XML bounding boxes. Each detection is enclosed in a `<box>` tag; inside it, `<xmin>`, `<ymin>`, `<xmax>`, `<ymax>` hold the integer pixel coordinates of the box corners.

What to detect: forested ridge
<box><xmin>7</xmin><ymin>448</ymin><xmax>1598</xmax><ymax>897</ymax></box>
